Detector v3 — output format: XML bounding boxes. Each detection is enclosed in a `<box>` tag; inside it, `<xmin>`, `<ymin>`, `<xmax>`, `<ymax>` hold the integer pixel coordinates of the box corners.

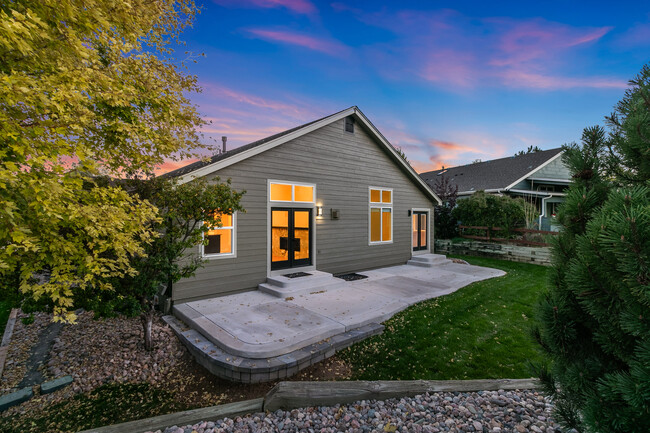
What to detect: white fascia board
<box><xmin>352</xmin><ymin>109</ymin><xmax>443</xmax><ymax>205</ymax></box>
<box><xmin>527</xmin><ymin>177</ymin><xmax>571</xmax><ymax>183</ymax></box>
<box><xmin>458</xmin><ymin>188</ymin><xmax>502</xmax><ymax>196</ymax></box>
<box><xmin>504</xmin><ymin>150</ymin><xmax>565</xmax><ymax>191</ymax></box>
<box><xmin>508</xmin><ymin>189</ymin><xmax>567</xmax><ymax>197</ymax></box>
<box><xmin>176</xmin><ymin>107</ymin><xmax>357</xmax><ymax>184</ymax></box>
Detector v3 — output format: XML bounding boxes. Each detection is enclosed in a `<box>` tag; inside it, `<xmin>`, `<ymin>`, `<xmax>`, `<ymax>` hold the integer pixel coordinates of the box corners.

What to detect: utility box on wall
<box><xmin>331</xmin><ymin>209</ymin><xmax>340</xmax><ymax>219</ymax></box>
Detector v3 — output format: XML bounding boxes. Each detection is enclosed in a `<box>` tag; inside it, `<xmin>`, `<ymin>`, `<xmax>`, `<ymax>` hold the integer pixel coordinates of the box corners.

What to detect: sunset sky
<box><xmin>164</xmin><ymin>0</ymin><xmax>649</xmax><ymax>173</ymax></box>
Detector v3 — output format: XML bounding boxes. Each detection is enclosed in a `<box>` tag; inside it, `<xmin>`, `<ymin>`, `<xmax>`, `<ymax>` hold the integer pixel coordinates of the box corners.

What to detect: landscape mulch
<box><xmin>0</xmin><ymin>309</ymin><xmax>353</xmax><ymax>420</ymax></box>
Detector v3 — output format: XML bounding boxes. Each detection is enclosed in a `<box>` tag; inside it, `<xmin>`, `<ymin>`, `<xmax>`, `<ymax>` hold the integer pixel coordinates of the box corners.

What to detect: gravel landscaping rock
<box><xmin>146</xmin><ymin>389</ymin><xmax>559</xmax><ymax>433</ymax></box>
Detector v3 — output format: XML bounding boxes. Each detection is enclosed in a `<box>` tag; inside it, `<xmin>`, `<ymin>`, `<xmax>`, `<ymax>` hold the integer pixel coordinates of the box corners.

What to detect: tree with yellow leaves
<box><xmin>0</xmin><ymin>0</ymin><xmax>208</xmax><ymax>322</ymax></box>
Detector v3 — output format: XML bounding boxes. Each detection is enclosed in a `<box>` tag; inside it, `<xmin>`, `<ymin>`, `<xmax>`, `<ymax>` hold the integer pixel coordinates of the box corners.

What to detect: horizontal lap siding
<box><xmin>531</xmin><ymin>157</ymin><xmax>571</xmax><ymax>179</ymax></box>
<box><xmin>172</xmin><ymin>119</ymin><xmax>434</xmax><ymax>302</ymax></box>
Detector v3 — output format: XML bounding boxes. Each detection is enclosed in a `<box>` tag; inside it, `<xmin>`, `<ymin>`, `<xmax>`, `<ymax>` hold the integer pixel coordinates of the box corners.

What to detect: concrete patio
<box><xmin>164</xmin><ymin>254</ymin><xmax>505</xmax><ymax>382</ymax></box>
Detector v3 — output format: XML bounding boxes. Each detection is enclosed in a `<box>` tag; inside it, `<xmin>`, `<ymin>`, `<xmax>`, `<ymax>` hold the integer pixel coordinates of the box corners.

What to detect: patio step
<box><xmin>259</xmin><ymin>271</ymin><xmax>342</xmax><ymax>297</ymax></box>
<box><xmin>407</xmin><ymin>254</ymin><xmax>451</xmax><ymax>267</ymax></box>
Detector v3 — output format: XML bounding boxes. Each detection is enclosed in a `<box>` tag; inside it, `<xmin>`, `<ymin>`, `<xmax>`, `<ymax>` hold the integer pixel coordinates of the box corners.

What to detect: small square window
<box><xmin>345</xmin><ymin>116</ymin><xmax>355</xmax><ymax>133</ymax></box>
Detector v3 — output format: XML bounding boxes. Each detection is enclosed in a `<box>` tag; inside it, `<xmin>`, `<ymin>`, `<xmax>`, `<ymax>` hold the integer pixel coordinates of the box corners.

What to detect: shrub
<box><xmin>452</xmin><ymin>191</ymin><xmax>529</xmax><ymax>236</ymax></box>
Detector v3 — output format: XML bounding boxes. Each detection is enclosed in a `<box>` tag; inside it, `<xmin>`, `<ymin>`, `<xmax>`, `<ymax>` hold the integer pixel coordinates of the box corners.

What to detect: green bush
<box><xmin>452</xmin><ymin>191</ymin><xmax>530</xmax><ymax>236</ymax></box>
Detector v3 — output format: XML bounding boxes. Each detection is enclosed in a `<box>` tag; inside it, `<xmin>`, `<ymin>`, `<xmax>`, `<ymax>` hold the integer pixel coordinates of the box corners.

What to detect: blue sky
<box><xmin>163</xmin><ymin>0</ymin><xmax>649</xmax><ymax>173</ymax></box>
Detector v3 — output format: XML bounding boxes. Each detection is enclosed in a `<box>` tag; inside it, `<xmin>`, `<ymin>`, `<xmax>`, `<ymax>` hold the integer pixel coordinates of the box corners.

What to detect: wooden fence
<box><xmin>458</xmin><ymin>225</ymin><xmax>558</xmax><ymax>247</ymax></box>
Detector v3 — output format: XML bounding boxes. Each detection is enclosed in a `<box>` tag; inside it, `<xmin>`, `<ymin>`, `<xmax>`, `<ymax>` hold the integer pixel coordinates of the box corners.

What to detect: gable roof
<box><xmin>164</xmin><ymin>106</ymin><xmax>442</xmax><ymax>205</ymax></box>
<box><xmin>420</xmin><ymin>148</ymin><xmax>564</xmax><ymax>194</ymax></box>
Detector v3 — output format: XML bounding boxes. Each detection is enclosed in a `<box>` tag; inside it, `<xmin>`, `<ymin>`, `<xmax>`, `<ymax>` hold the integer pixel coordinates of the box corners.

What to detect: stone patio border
<box><xmin>163</xmin><ymin>315</ymin><xmax>384</xmax><ymax>383</ymax></box>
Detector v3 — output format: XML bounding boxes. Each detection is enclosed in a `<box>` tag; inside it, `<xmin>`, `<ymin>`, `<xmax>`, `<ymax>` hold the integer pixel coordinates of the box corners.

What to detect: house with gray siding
<box><xmin>420</xmin><ymin>148</ymin><xmax>571</xmax><ymax>230</ymax></box>
<box><xmin>165</xmin><ymin>107</ymin><xmax>442</xmax><ymax>304</ymax></box>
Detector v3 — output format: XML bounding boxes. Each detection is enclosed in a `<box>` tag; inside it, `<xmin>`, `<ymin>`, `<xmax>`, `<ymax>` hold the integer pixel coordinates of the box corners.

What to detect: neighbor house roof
<box><xmin>163</xmin><ymin>106</ymin><xmax>442</xmax><ymax>205</ymax></box>
<box><xmin>420</xmin><ymin>148</ymin><xmax>564</xmax><ymax>195</ymax></box>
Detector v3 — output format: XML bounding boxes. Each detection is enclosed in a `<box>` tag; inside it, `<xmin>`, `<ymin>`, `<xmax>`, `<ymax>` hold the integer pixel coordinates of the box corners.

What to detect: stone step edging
<box><xmin>80</xmin><ymin>378</ymin><xmax>540</xmax><ymax>433</ymax></box>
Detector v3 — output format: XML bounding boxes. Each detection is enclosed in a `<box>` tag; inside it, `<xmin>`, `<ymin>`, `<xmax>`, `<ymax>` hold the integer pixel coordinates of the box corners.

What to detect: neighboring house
<box><xmin>420</xmin><ymin>148</ymin><xmax>570</xmax><ymax>231</ymax></box>
<box><xmin>165</xmin><ymin>107</ymin><xmax>442</xmax><ymax>304</ymax></box>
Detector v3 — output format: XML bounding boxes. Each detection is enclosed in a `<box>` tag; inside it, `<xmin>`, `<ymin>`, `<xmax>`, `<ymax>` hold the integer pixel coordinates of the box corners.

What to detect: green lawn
<box><xmin>341</xmin><ymin>255</ymin><xmax>548</xmax><ymax>380</ymax></box>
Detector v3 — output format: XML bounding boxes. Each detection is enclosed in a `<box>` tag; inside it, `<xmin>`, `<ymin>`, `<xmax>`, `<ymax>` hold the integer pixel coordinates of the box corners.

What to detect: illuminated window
<box><xmin>203</xmin><ymin>211</ymin><xmax>236</xmax><ymax>258</ymax></box>
<box><xmin>270</xmin><ymin>182</ymin><xmax>315</xmax><ymax>203</ymax></box>
<box><xmin>369</xmin><ymin>187</ymin><xmax>393</xmax><ymax>244</ymax></box>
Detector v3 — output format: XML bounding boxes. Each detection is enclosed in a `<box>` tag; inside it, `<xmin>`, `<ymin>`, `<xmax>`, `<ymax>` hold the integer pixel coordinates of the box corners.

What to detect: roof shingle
<box><xmin>420</xmin><ymin>148</ymin><xmax>564</xmax><ymax>193</ymax></box>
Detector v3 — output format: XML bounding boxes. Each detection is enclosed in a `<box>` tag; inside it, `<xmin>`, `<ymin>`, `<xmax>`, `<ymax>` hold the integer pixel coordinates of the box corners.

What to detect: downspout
<box><xmin>539</xmin><ymin>194</ymin><xmax>553</xmax><ymax>229</ymax></box>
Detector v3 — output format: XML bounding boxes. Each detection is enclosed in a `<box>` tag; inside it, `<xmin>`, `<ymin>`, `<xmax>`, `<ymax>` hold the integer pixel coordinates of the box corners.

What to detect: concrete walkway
<box><xmin>174</xmin><ymin>255</ymin><xmax>505</xmax><ymax>362</ymax></box>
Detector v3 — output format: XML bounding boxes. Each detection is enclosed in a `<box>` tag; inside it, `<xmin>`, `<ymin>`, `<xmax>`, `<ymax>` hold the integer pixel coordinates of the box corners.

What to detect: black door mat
<box><xmin>283</xmin><ymin>272</ymin><xmax>312</xmax><ymax>278</ymax></box>
<box><xmin>335</xmin><ymin>273</ymin><xmax>368</xmax><ymax>281</ymax></box>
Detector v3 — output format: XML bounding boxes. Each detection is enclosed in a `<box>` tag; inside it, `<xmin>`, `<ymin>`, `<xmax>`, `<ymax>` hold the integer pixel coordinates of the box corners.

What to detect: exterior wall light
<box><xmin>316</xmin><ymin>206</ymin><xmax>323</xmax><ymax>217</ymax></box>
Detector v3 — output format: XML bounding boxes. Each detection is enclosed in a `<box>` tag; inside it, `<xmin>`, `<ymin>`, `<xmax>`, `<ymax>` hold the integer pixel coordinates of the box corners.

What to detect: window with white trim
<box><xmin>369</xmin><ymin>187</ymin><xmax>393</xmax><ymax>244</ymax></box>
<box><xmin>203</xmin><ymin>211</ymin><xmax>236</xmax><ymax>257</ymax></box>
<box><xmin>269</xmin><ymin>182</ymin><xmax>315</xmax><ymax>203</ymax></box>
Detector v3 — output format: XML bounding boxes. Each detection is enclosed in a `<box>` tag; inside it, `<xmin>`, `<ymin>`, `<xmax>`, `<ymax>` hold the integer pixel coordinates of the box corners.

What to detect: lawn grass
<box><xmin>0</xmin><ymin>383</ymin><xmax>190</xmax><ymax>433</ymax></box>
<box><xmin>340</xmin><ymin>255</ymin><xmax>548</xmax><ymax>380</ymax></box>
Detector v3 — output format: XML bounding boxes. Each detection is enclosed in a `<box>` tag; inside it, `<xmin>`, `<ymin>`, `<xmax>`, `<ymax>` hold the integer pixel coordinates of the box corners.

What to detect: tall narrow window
<box><xmin>369</xmin><ymin>187</ymin><xmax>393</xmax><ymax>244</ymax></box>
<box><xmin>203</xmin><ymin>211</ymin><xmax>236</xmax><ymax>258</ymax></box>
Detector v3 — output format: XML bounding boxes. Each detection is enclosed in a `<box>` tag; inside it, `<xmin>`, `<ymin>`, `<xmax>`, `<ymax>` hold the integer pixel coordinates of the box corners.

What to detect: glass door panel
<box><xmin>293</xmin><ymin>210</ymin><xmax>311</xmax><ymax>262</ymax></box>
<box><xmin>271</xmin><ymin>209</ymin><xmax>289</xmax><ymax>266</ymax></box>
<box><xmin>412</xmin><ymin>214</ymin><xmax>419</xmax><ymax>246</ymax></box>
<box><xmin>419</xmin><ymin>214</ymin><xmax>427</xmax><ymax>248</ymax></box>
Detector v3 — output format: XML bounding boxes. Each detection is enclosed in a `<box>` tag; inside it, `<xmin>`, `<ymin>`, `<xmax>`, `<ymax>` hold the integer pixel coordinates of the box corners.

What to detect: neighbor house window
<box><xmin>270</xmin><ymin>182</ymin><xmax>315</xmax><ymax>203</ymax></box>
<box><xmin>203</xmin><ymin>211</ymin><xmax>236</xmax><ymax>258</ymax></box>
<box><xmin>369</xmin><ymin>187</ymin><xmax>392</xmax><ymax>244</ymax></box>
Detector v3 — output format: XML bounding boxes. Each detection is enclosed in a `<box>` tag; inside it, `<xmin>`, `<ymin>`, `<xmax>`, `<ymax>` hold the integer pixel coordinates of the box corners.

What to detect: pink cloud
<box><xmin>490</xmin><ymin>20</ymin><xmax>612</xmax><ymax>67</ymax></box>
<box><xmin>380</xmin><ymin>121</ymin><xmax>510</xmax><ymax>173</ymax></box>
<box><xmin>154</xmin><ymin>159</ymin><xmax>200</xmax><ymax>175</ymax></box>
<box><xmin>500</xmin><ymin>70</ymin><xmax>627</xmax><ymax>89</ymax></box>
<box><xmin>246</xmin><ymin>29</ymin><xmax>349</xmax><ymax>57</ymax></box>
<box><xmin>201</xmin><ymin>83</ymin><xmax>310</xmax><ymax>117</ymax></box>
<box><xmin>614</xmin><ymin>23</ymin><xmax>650</xmax><ymax>47</ymax></box>
<box><xmin>419</xmin><ymin>50</ymin><xmax>477</xmax><ymax>88</ymax></box>
<box><xmin>183</xmin><ymin>81</ymin><xmax>339</xmax><ymax>165</ymax></box>
<box><xmin>212</xmin><ymin>0</ymin><xmax>316</xmax><ymax>15</ymax></box>
<box><xmin>350</xmin><ymin>9</ymin><xmax>624</xmax><ymax>91</ymax></box>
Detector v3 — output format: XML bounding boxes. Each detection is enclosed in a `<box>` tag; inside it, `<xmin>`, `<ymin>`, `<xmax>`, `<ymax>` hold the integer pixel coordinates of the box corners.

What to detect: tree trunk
<box><xmin>141</xmin><ymin>307</ymin><xmax>154</xmax><ymax>351</ymax></box>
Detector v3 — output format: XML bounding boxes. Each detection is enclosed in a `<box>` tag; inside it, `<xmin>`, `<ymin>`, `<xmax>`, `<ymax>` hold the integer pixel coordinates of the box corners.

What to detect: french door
<box><xmin>412</xmin><ymin>211</ymin><xmax>428</xmax><ymax>251</ymax></box>
<box><xmin>271</xmin><ymin>208</ymin><xmax>312</xmax><ymax>270</ymax></box>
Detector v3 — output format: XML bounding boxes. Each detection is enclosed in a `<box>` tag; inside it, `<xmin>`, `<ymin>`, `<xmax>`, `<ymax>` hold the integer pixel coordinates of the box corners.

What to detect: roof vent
<box><xmin>222</xmin><ymin>136</ymin><xmax>227</xmax><ymax>153</ymax></box>
<box><xmin>345</xmin><ymin>116</ymin><xmax>355</xmax><ymax>133</ymax></box>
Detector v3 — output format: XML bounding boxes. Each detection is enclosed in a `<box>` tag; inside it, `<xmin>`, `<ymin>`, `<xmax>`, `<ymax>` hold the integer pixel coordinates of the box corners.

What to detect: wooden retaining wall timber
<box><xmin>80</xmin><ymin>378</ymin><xmax>540</xmax><ymax>433</ymax></box>
<box><xmin>78</xmin><ymin>398</ymin><xmax>265</xmax><ymax>433</ymax></box>
<box><xmin>435</xmin><ymin>239</ymin><xmax>551</xmax><ymax>266</ymax></box>
<box><xmin>264</xmin><ymin>378</ymin><xmax>540</xmax><ymax>411</ymax></box>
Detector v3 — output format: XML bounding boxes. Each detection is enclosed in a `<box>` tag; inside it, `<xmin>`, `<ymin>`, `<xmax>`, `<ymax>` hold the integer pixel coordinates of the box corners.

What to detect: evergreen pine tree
<box><xmin>534</xmin><ymin>65</ymin><xmax>650</xmax><ymax>432</ymax></box>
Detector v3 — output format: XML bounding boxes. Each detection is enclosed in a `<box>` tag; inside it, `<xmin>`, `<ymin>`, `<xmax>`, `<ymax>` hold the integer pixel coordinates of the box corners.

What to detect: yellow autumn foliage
<box><xmin>0</xmin><ymin>0</ymin><xmax>207</xmax><ymax>321</ymax></box>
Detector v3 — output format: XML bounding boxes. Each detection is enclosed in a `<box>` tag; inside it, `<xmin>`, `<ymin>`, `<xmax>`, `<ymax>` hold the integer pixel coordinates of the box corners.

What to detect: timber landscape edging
<box><xmin>80</xmin><ymin>378</ymin><xmax>541</xmax><ymax>433</ymax></box>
